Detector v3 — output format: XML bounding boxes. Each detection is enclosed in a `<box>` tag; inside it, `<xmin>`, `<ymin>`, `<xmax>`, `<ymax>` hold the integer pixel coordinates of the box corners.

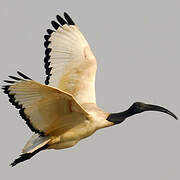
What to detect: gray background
<box><xmin>0</xmin><ymin>0</ymin><xmax>179</xmax><ymax>179</ymax></box>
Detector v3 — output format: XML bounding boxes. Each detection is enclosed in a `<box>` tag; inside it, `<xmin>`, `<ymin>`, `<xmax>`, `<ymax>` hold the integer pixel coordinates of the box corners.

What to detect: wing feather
<box><xmin>2</xmin><ymin>72</ymin><xmax>88</xmax><ymax>135</ymax></box>
<box><xmin>44</xmin><ymin>13</ymin><xmax>97</xmax><ymax>104</ymax></box>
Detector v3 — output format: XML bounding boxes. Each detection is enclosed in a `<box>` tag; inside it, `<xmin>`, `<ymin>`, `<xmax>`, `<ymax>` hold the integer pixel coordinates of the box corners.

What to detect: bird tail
<box><xmin>11</xmin><ymin>134</ymin><xmax>51</xmax><ymax>167</ymax></box>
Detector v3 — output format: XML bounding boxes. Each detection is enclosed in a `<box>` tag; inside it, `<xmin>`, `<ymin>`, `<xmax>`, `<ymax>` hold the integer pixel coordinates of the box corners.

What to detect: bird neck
<box><xmin>106</xmin><ymin>108</ymin><xmax>137</xmax><ymax>124</ymax></box>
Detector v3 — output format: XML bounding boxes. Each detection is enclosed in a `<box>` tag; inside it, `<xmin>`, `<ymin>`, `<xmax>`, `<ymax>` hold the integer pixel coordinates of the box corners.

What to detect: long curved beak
<box><xmin>144</xmin><ymin>104</ymin><xmax>178</xmax><ymax>120</ymax></box>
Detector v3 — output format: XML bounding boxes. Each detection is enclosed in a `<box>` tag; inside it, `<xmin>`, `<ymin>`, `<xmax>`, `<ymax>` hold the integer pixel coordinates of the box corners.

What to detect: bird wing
<box><xmin>44</xmin><ymin>13</ymin><xmax>97</xmax><ymax>104</ymax></box>
<box><xmin>2</xmin><ymin>72</ymin><xmax>88</xmax><ymax>135</ymax></box>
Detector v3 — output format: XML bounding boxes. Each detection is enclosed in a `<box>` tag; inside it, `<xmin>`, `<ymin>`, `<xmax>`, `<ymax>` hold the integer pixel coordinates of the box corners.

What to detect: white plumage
<box><xmin>45</xmin><ymin>14</ymin><xmax>96</xmax><ymax>104</ymax></box>
<box><xmin>2</xmin><ymin>13</ymin><xmax>112</xmax><ymax>166</ymax></box>
<box><xmin>2</xmin><ymin>12</ymin><xmax>177</xmax><ymax>167</ymax></box>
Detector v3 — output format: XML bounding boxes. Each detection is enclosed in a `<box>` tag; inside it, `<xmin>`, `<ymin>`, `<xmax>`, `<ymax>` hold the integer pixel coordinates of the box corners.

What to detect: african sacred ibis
<box><xmin>2</xmin><ymin>12</ymin><xmax>178</xmax><ymax>167</ymax></box>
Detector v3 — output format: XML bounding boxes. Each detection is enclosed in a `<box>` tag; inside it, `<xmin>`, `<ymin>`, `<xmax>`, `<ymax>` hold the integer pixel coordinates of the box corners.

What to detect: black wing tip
<box><xmin>44</xmin><ymin>12</ymin><xmax>75</xmax><ymax>85</ymax></box>
<box><xmin>44</xmin><ymin>56</ymin><xmax>50</xmax><ymax>63</ymax></box>
<box><xmin>8</xmin><ymin>76</ymin><xmax>22</xmax><ymax>81</ymax></box>
<box><xmin>45</xmin><ymin>80</ymin><xmax>49</xmax><ymax>85</ymax></box>
<box><xmin>47</xmin><ymin>29</ymin><xmax>54</xmax><ymax>35</ymax></box>
<box><xmin>56</xmin><ymin>15</ymin><xmax>67</xmax><ymax>26</ymax></box>
<box><xmin>44</xmin><ymin>41</ymin><xmax>51</xmax><ymax>48</ymax></box>
<box><xmin>45</xmin><ymin>67</ymin><xmax>52</xmax><ymax>75</ymax></box>
<box><xmin>64</xmin><ymin>12</ymin><xmax>75</xmax><ymax>25</ymax></box>
<box><xmin>2</xmin><ymin>72</ymin><xmax>31</xmax><ymax>94</ymax></box>
<box><xmin>51</xmin><ymin>21</ymin><xmax>60</xmax><ymax>30</ymax></box>
<box><xmin>19</xmin><ymin>108</ymin><xmax>44</xmax><ymax>135</ymax></box>
<box><xmin>3</xmin><ymin>73</ymin><xmax>44</xmax><ymax>136</ymax></box>
<box><xmin>44</xmin><ymin>34</ymin><xmax>51</xmax><ymax>48</ymax></box>
<box><xmin>44</xmin><ymin>61</ymin><xmax>50</xmax><ymax>69</ymax></box>
<box><xmin>45</xmin><ymin>48</ymin><xmax>52</xmax><ymax>56</ymax></box>
<box><xmin>44</xmin><ymin>46</ymin><xmax>52</xmax><ymax>81</ymax></box>
<box><xmin>17</xmin><ymin>71</ymin><xmax>32</xmax><ymax>80</ymax></box>
<box><xmin>45</xmin><ymin>75</ymin><xmax>51</xmax><ymax>85</ymax></box>
<box><xmin>64</xmin><ymin>12</ymin><xmax>68</xmax><ymax>16</ymax></box>
<box><xmin>48</xmin><ymin>13</ymin><xmax>75</xmax><ymax>32</ymax></box>
<box><xmin>3</xmin><ymin>80</ymin><xmax>15</xmax><ymax>84</ymax></box>
<box><xmin>9</xmin><ymin>94</ymin><xmax>22</xmax><ymax>109</ymax></box>
<box><xmin>44</xmin><ymin>35</ymin><xmax>50</xmax><ymax>41</ymax></box>
<box><xmin>2</xmin><ymin>85</ymin><xmax>10</xmax><ymax>94</ymax></box>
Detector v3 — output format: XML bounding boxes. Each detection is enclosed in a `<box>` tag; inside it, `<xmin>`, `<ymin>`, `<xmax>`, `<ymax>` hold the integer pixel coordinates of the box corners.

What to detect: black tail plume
<box><xmin>10</xmin><ymin>144</ymin><xmax>48</xmax><ymax>167</ymax></box>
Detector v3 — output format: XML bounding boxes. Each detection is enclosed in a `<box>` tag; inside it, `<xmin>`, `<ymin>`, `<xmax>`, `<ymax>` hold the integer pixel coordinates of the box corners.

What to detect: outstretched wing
<box><xmin>2</xmin><ymin>72</ymin><xmax>88</xmax><ymax>135</ymax></box>
<box><xmin>44</xmin><ymin>13</ymin><xmax>97</xmax><ymax>104</ymax></box>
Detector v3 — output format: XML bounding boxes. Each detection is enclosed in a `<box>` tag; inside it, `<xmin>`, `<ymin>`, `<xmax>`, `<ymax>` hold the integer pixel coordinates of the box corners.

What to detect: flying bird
<box><xmin>2</xmin><ymin>12</ymin><xmax>178</xmax><ymax>167</ymax></box>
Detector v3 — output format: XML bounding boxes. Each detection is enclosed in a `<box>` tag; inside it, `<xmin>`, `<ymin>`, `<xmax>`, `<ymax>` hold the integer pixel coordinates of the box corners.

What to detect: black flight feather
<box><xmin>51</xmin><ymin>21</ymin><xmax>60</xmax><ymax>30</ymax></box>
<box><xmin>2</xmin><ymin>74</ymin><xmax>44</xmax><ymax>136</ymax></box>
<box><xmin>45</xmin><ymin>48</ymin><xmax>51</xmax><ymax>56</ymax></box>
<box><xmin>44</xmin><ymin>41</ymin><xmax>51</xmax><ymax>48</ymax></box>
<box><xmin>45</xmin><ymin>76</ymin><xmax>51</xmax><ymax>85</ymax></box>
<box><xmin>44</xmin><ymin>13</ymin><xmax>76</xmax><ymax>85</ymax></box>
<box><xmin>44</xmin><ymin>44</ymin><xmax>52</xmax><ymax>84</ymax></box>
<box><xmin>47</xmin><ymin>29</ymin><xmax>54</xmax><ymax>35</ymax></box>
<box><xmin>64</xmin><ymin>12</ymin><xmax>75</xmax><ymax>25</ymax></box>
<box><xmin>3</xmin><ymin>80</ymin><xmax>15</xmax><ymax>84</ymax></box>
<box><xmin>8</xmin><ymin>76</ymin><xmax>22</xmax><ymax>81</ymax></box>
<box><xmin>44</xmin><ymin>35</ymin><xmax>50</xmax><ymax>41</ymax></box>
<box><xmin>56</xmin><ymin>15</ymin><xmax>67</xmax><ymax>26</ymax></box>
<box><xmin>44</xmin><ymin>56</ymin><xmax>50</xmax><ymax>63</ymax></box>
<box><xmin>2</xmin><ymin>85</ymin><xmax>10</xmax><ymax>94</ymax></box>
<box><xmin>17</xmin><ymin>71</ymin><xmax>31</xmax><ymax>80</ymax></box>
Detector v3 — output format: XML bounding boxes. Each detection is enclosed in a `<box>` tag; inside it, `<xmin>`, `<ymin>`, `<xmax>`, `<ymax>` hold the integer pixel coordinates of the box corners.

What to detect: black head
<box><xmin>129</xmin><ymin>102</ymin><xmax>178</xmax><ymax>119</ymax></box>
<box><xmin>107</xmin><ymin>102</ymin><xmax>178</xmax><ymax>124</ymax></box>
<box><xmin>128</xmin><ymin>102</ymin><xmax>146</xmax><ymax>114</ymax></box>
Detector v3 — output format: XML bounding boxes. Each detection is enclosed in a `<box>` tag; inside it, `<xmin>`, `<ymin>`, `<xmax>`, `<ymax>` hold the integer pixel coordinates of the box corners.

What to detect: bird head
<box><xmin>107</xmin><ymin>102</ymin><xmax>178</xmax><ymax>124</ymax></box>
<box><xmin>128</xmin><ymin>102</ymin><xmax>178</xmax><ymax>118</ymax></box>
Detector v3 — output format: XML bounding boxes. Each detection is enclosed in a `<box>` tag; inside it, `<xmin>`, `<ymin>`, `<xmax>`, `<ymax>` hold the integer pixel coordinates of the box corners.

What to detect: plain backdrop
<box><xmin>0</xmin><ymin>0</ymin><xmax>179</xmax><ymax>179</ymax></box>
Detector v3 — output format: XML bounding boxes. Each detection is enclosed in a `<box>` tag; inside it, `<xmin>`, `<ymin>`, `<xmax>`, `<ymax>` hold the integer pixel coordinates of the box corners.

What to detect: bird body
<box><xmin>47</xmin><ymin>104</ymin><xmax>112</xmax><ymax>150</ymax></box>
<box><xmin>23</xmin><ymin>99</ymin><xmax>112</xmax><ymax>151</ymax></box>
<box><xmin>2</xmin><ymin>13</ymin><xmax>177</xmax><ymax>167</ymax></box>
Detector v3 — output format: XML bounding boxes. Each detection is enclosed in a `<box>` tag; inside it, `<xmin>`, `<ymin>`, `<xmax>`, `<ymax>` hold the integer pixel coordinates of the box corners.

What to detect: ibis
<box><xmin>2</xmin><ymin>12</ymin><xmax>177</xmax><ymax>167</ymax></box>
